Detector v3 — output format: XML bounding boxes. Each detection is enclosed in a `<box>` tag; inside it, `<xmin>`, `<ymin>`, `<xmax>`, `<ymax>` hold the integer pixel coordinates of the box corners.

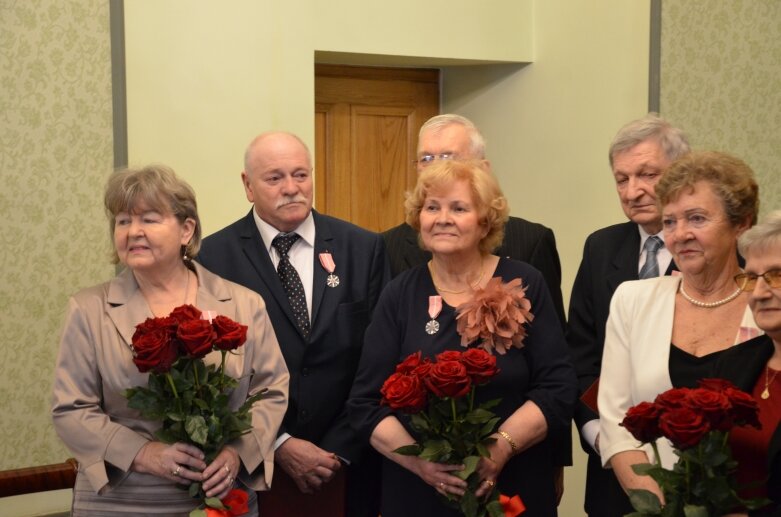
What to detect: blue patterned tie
<box><xmin>639</xmin><ymin>236</ymin><xmax>663</xmax><ymax>279</ymax></box>
<box><xmin>272</xmin><ymin>233</ymin><xmax>310</xmax><ymax>338</ymax></box>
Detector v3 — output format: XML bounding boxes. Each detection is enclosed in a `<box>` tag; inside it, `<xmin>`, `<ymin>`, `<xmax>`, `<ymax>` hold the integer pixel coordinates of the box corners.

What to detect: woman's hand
<box><xmin>202</xmin><ymin>445</ymin><xmax>241</xmax><ymax>499</ymax></box>
<box><xmin>474</xmin><ymin>434</ymin><xmax>513</xmax><ymax>498</ymax></box>
<box><xmin>370</xmin><ymin>416</ymin><xmax>466</xmax><ymax>497</ymax></box>
<box><xmin>131</xmin><ymin>441</ymin><xmax>206</xmax><ymax>484</ymax></box>
<box><xmin>410</xmin><ymin>456</ymin><xmax>467</xmax><ymax>498</ymax></box>
<box><xmin>610</xmin><ymin>450</ymin><xmax>665</xmax><ymax>504</ymax></box>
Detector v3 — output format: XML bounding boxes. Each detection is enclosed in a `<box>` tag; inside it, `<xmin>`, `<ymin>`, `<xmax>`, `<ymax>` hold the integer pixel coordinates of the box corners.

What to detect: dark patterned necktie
<box><xmin>639</xmin><ymin>236</ymin><xmax>664</xmax><ymax>279</ymax></box>
<box><xmin>272</xmin><ymin>233</ymin><xmax>310</xmax><ymax>338</ymax></box>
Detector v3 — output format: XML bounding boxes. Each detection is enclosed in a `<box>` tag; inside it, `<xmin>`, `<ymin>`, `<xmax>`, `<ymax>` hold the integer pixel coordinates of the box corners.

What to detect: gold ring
<box><xmin>172</xmin><ymin>465</ymin><xmax>181</xmax><ymax>477</ymax></box>
<box><xmin>439</xmin><ymin>482</ymin><xmax>445</xmax><ymax>489</ymax></box>
<box><xmin>484</xmin><ymin>479</ymin><xmax>495</xmax><ymax>487</ymax></box>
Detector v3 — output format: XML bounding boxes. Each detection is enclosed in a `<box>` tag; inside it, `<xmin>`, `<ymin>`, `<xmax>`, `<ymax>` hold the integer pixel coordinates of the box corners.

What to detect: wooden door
<box><xmin>315</xmin><ymin>65</ymin><xmax>439</xmax><ymax>232</ymax></box>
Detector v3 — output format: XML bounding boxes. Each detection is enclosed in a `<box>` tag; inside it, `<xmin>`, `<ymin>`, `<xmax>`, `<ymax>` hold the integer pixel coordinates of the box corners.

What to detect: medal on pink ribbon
<box><xmin>319</xmin><ymin>252</ymin><xmax>340</xmax><ymax>288</ymax></box>
<box><xmin>425</xmin><ymin>295</ymin><xmax>442</xmax><ymax>335</ymax></box>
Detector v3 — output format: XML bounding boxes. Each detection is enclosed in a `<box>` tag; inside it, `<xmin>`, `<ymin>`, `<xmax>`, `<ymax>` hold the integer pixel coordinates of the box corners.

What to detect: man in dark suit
<box><xmin>566</xmin><ymin>114</ymin><xmax>689</xmax><ymax>516</ymax></box>
<box><xmin>198</xmin><ymin>132</ymin><xmax>389</xmax><ymax>516</ymax></box>
<box><xmin>382</xmin><ymin>114</ymin><xmax>566</xmax><ymax>326</ymax></box>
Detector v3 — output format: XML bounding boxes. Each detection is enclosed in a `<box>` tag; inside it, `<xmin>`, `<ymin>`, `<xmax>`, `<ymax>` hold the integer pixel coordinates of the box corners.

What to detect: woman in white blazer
<box><xmin>598</xmin><ymin>151</ymin><xmax>761</xmax><ymax>502</ymax></box>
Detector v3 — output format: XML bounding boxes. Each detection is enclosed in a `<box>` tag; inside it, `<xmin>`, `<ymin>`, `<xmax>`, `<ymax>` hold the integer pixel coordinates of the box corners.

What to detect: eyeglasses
<box><xmin>414</xmin><ymin>153</ymin><xmax>456</xmax><ymax>167</ymax></box>
<box><xmin>734</xmin><ymin>269</ymin><xmax>781</xmax><ymax>291</ymax></box>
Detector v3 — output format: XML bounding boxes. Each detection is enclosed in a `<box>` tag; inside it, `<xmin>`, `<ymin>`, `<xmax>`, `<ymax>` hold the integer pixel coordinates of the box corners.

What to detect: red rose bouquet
<box><xmin>382</xmin><ymin>349</ymin><xmax>523</xmax><ymax>517</ymax></box>
<box><xmin>123</xmin><ymin>304</ymin><xmax>266</xmax><ymax>517</ymax></box>
<box><xmin>620</xmin><ymin>378</ymin><xmax>767</xmax><ymax>516</ymax></box>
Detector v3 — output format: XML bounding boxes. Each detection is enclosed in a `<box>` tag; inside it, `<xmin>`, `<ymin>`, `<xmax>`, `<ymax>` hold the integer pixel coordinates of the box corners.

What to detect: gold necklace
<box><xmin>428</xmin><ymin>259</ymin><xmax>484</xmax><ymax>295</ymax></box>
<box><xmin>762</xmin><ymin>366</ymin><xmax>780</xmax><ymax>400</ymax></box>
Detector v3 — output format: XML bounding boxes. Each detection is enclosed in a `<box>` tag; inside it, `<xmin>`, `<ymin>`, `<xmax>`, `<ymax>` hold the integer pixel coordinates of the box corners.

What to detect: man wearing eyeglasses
<box><xmin>382</xmin><ymin>113</ymin><xmax>566</xmax><ymax>326</ymax></box>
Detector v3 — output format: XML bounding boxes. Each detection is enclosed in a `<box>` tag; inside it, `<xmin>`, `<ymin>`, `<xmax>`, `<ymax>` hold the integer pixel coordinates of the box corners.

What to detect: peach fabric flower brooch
<box><xmin>455</xmin><ymin>277</ymin><xmax>534</xmax><ymax>354</ymax></box>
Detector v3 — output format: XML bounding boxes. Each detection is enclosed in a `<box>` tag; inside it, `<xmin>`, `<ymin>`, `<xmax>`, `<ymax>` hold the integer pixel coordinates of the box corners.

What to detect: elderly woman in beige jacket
<box><xmin>51</xmin><ymin>165</ymin><xmax>288</xmax><ymax>516</ymax></box>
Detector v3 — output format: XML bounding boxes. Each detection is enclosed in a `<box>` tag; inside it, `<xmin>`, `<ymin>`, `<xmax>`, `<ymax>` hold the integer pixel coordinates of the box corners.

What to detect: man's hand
<box><xmin>276</xmin><ymin>437</ymin><xmax>341</xmax><ymax>494</ymax></box>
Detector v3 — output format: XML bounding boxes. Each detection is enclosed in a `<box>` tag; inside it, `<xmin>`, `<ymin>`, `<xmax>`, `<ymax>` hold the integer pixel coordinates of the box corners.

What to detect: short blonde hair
<box><xmin>405</xmin><ymin>160</ymin><xmax>509</xmax><ymax>255</ymax></box>
<box><xmin>104</xmin><ymin>164</ymin><xmax>201</xmax><ymax>264</ymax></box>
<box><xmin>656</xmin><ymin>151</ymin><xmax>759</xmax><ymax>227</ymax></box>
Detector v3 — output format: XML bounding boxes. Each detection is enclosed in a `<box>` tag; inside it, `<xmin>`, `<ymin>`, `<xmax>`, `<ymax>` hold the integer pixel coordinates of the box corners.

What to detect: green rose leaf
<box><xmin>420</xmin><ymin>439</ymin><xmax>451</xmax><ymax>462</ymax></box>
<box><xmin>682</xmin><ymin>505</ymin><xmax>708</xmax><ymax>517</ymax></box>
<box><xmin>465</xmin><ymin>408</ymin><xmax>495</xmax><ymax>424</ymax></box>
<box><xmin>186</xmin><ymin>415</ymin><xmax>208</xmax><ymax>445</ymax></box>
<box><xmin>393</xmin><ymin>444</ymin><xmax>422</xmax><ymax>456</ymax></box>
<box><xmin>205</xmin><ymin>496</ymin><xmax>225</xmax><ymax>509</ymax></box>
<box><xmin>460</xmin><ymin>488</ymin><xmax>479</xmax><ymax>517</ymax></box>
<box><xmin>454</xmin><ymin>455</ymin><xmax>479</xmax><ymax>480</ymax></box>
<box><xmin>628</xmin><ymin>488</ymin><xmax>662</xmax><ymax>514</ymax></box>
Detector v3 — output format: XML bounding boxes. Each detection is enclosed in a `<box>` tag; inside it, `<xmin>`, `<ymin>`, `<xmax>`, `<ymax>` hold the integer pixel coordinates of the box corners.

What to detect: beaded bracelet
<box><xmin>497</xmin><ymin>430</ymin><xmax>518</xmax><ymax>452</ymax></box>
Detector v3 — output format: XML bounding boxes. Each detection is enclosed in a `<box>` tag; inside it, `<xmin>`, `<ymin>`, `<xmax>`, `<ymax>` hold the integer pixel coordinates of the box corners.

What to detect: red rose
<box><xmin>396</xmin><ymin>351</ymin><xmax>424</xmax><ymax>375</ymax></box>
<box><xmin>686</xmin><ymin>388</ymin><xmax>732</xmax><ymax>430</ymax></box>
<box><xmin>724</xmin><ymin>387</ymin><xmax>761</xmax><ymax>429</ymax></box>
<box><xmin>424</xmin><ymin>360</ymin><xmax>471</xmax><ymax>399</ymax></box>
<box><xmin>213</xmin><ymin>315</ymin><xmax>248</xmax><ymax>351</ymax></box>
<box><xmin>135</xmin><ymin>315</ymin><xmax>178</xmax><ymax>337</ymax></box>
<box><xmin>654</xmin><ymin>387</ymin><xmax>691</xmax><ymax>410</ymax></box>
<box><xmin>169</xmin><ymin>304</ymin><xmax>202</xmax><ymax>324</ymax></box>
<box><xmin>461</xmin><ymin>348</ymin><xmax>499</xmax><ymax>384</ymax></box>
<box><xmin>381</xmin><ymin>372</ymin><xmax>427</xmax><ymax>412</ymax></box>
<box><xmin>698</xmin><ymin>378</ymin><xmax>738</xmax><ymax>392</ymax></box>
<box><xmin>499</xmin><ymin>493</ymin><xmax>526</xmax><ymax>517</ymax></box>
<box><xmin>205</xmin><ymin>509</ymin><xmax>229</xmax><ymax>517</ymax></box>
<box><xmin>621</xmin><ymin>401</ymin><xmax>662</xmax><ymax>443</ymax></box>
<box><xmin>412</xmin><ymin>358</ymin><xmax>433</xmax><ymax>378</ymax></box>
<box><xmin>177</xmin><ymin>319</ymin><xmax>215</xmax><ymax>358</ymax></box>
<box><xmin>221</xmin><ymin>488</ymin><xmax>250</xmax><ymax>516</ymax></box>
<box><xmin>131</xmin><ymin>324</ymin><xmax>179</xmax><ymax>374</ymax></box>
<box><xmin>659</xmin><ymin>407</ymin><xmax>710</xmax><ymax>449</ymax></box>
<box><xmin>436</xmin><ymin>350</ymin><xmax>463</xmax><ymax>363</ymax></box>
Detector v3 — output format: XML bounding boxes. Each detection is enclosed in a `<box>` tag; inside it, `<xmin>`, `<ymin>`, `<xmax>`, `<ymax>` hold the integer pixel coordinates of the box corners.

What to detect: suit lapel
<box><xmin>403</xmin><ymin>223</ymin><xmax>429</xmax><ymax>269</ymax></box>
<box><xmin>310</xmin><ymin>211</ymin><xmax>332</xmax><ymax>330</ymax></box>
<box><xmin>237</xmin><ymin>213</ymin><xmax>301</xmax><ymax>335</ymax></box>
<box><xmin>192</xmin><ymin>262</ymin><xmax>237</xmax><ymax>319</ymax></box>
<box><xmin>606</xmin><ymin>223</ymin><xmax>640</xmax><ymax>293</ymax></box>
<box><xmin>106</xmin><ymin>268</ymin><xmax>153</xmax><ymax>347</ymax></box>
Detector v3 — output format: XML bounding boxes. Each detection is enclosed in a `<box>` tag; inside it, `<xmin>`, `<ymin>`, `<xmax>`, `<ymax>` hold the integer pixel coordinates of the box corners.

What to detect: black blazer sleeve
<box><xmin>497</xmin><ymin>218</ymin><xmax>565</xmax><ymax>328</ymax></box>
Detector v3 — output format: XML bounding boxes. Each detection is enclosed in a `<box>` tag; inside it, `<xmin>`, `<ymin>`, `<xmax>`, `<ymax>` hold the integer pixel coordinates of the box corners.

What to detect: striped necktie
<box><xmin>639</xmin><ymin>236</ymin><xmax>664</xmax><ymax>279</ymax></box>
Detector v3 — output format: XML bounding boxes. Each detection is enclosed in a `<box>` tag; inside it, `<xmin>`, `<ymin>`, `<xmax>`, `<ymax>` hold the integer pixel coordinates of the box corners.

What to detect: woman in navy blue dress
<box><xmin>348</xmin><ymin>160</ymin><xmax>576</xmax><ymax>516</ymax></box>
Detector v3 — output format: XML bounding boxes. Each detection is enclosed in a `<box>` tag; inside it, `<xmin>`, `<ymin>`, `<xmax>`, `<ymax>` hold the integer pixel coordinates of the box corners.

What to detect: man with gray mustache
<box><xmin>198</xmin><ymin>131</ymin><xmax>390</xmax><ymax>516</ymax></box>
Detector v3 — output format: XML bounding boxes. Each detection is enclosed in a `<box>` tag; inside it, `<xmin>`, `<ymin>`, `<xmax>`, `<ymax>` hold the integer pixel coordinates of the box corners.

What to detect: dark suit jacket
<box><xmin>566</xmin><ymin>221</ymin><xmax>677</xmax><ymax>516</ymax></box>
<box><xmin>198</xmin><ymin>210</ymin><xmax>390</xmax><ymax>462</ymax></box>
<box><xmin>382</xmin><ymin>217</ymin><xmax>566</xmax><ymax>327</ymax></box>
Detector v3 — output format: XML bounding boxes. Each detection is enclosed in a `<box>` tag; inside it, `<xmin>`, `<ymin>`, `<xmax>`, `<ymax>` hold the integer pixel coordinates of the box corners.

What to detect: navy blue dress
<box><xmin>348</xmin><ymin>258</ymin><xmax>577</xmax><ymax>517</ymax></box>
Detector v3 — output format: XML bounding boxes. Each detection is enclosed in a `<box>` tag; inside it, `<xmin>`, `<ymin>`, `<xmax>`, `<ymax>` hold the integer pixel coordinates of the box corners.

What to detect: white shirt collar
<box><xmin>252</xmin><ymin>209</ymin><xmax>316</xmax><ymax>251</ymax></box>
<box><xmin>638</xmin><ymin>225</ymin><xmax>664</xmax><ymax>249</ymax></box>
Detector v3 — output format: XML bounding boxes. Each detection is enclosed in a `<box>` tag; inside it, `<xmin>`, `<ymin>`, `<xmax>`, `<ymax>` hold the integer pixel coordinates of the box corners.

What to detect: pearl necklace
<box><xmin>679</xmin><ymin>282</ymin><xmax>742</xmax><ymax>308</ymax></box>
